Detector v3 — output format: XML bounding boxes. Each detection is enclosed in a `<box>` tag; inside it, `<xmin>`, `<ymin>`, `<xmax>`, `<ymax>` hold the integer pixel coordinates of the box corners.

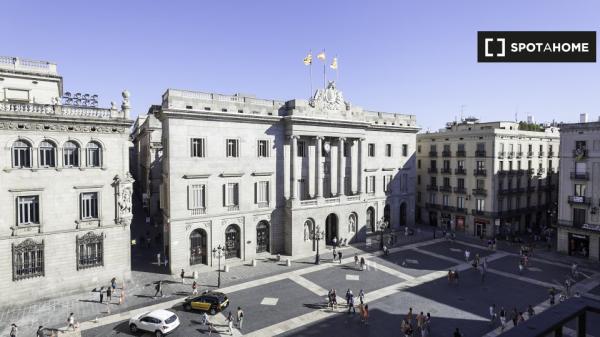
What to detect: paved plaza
<box><xmin>3</xmin><ymin>233</ymin><xmax>600</xmax><ymax>337</ymax></box>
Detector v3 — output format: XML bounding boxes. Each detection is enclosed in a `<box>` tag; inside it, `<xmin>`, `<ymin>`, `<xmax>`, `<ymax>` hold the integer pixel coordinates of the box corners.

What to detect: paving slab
<box><xmin>490</xmin><ymin>255</ymin><xmax>581</xmax><ymax>288</ymax></box>
<box><xmin>369</xmin><ymin>248</ymin><xmax>459</xmax><ymax>277</ymax></box>
<box><xmin>419</xmin><ymin>240</ymin><xmax>493</xmax><ymax>262</ymax></box>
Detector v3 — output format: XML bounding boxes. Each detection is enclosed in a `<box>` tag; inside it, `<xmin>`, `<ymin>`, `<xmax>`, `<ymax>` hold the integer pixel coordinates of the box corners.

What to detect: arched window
<box><xmin>39</xmin><ymin>141</ymin><xmax>56</xmax><ymax>168</ymax></box>
<box><xmin>86</xmin><ymin>141</ymin><xmax>102</xmax><ymax>167</ymax></box>
<box><xmin>225</xmin><ymin>224</ymin><xmax>241</xmax><ymax>259</ymax></box>
<box><xmin>190</xmin><ymin>229</ymin><xmax>207</xmax><ymax>265</ymax></box>
<box><xmin>256</xmin><ymin>221</ymin><xmax>270</xmax><ymax>253</ymax></box>
<box><xmin>63</xmin><ymin>141</ymin><xmax>80</xmax><ymax>167</ymax></box>
<box><xmin>12</xmin><ymin>140</ymin><xmax>32</xmax><ymax>168</ymax></box>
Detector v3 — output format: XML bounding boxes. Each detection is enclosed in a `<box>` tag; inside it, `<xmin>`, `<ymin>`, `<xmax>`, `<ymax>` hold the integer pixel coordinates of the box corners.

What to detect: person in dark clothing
<box><xmin>154</xmin><ymin>281</ymin><xmax>163</xmax><ymax>298</ymax></box>
<box><xmin>99</xmin><ymin>286</ymin><xmax>104</xmax><ymax>303</ymax></box>
<box><xmin>338</xmin><ymin>251</ymin><xmax>342</xmax><ymax>263</ymax></box>
<box><xmin>36</xmin><ymin>326</ymin><xmax>44</xmax><ymax>337</ymax></box>
<box><xmin>453</xmin><ymin>328</ymin><xmax>463</xmax><ymax>337</ymax></box>
<box><xmin>107</xmin><ymin>286</ymin><xmax>112</xmax><ymax>303</ymax></box>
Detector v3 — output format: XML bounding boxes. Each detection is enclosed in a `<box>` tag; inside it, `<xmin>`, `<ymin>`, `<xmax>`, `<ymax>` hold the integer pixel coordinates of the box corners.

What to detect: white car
<box><xmin>129</xmin><ymin>309</ymin><xmax>180</xmax><ymax>337</ymax></box>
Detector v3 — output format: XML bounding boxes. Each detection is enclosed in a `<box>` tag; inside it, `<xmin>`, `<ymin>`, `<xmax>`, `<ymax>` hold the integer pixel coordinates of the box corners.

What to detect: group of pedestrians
<box><xmin>200</xmin><ymin>306</ymin><xmax>244</xmax><ymax>336</ymax></box>
<box><xmin>353</xmin><ymin>253</ymin><xmax>367</xmax><ymax>271</ymax></box>
<box><xmin>489</xmin><ymin>303</ymin><xmax>535</xmax><ymax>332</ymax></box>
<box><xmin>98</xmin><ymin>277</ymin><xmax>123</xmax><ymax>314</ymax></box>
<box><xmin>327</xmin><ymin>288</ymin><xmax>369</xmax><ymax>324</ymax></box>
<box><xmin>401</xmin><ymin>308</ymin><xmax>432</xmax><ymax>337</ymax></box>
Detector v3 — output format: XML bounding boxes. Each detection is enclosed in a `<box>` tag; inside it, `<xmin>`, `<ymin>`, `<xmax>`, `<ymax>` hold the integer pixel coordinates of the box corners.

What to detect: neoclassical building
<box><xmin>0</xmin><ymin>56</ymin><xmax>133</xmax><ymax>305</ymax></box>
<box><xmin>150</xmin><ymin>82</ymin><xmax>418</xmax><ymax>273</ymax></box>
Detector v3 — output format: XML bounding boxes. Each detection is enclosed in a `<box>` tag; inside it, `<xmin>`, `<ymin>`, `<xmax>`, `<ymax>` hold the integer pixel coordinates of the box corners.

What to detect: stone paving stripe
<box><xmin>364</xmin><ymin>259</ymin><xmax>416</xmax><ymax>281</ymax></box>
<box><xmin>260</xmin><ymin>297</ymin><xmax>279</xmax><ymax>306</ymax></box>
<box><xmin>289</xmin><ymin>275</ymin><xmax>329</xmax><ymax>297</ymax></box>
<box><xmin>345</xmin><ymin>274</ymin><xmax>360</xmax><ymax>281</ymax></box>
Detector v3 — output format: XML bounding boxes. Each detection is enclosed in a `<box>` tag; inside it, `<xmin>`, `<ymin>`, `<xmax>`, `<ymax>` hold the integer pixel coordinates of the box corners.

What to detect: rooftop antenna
<box><xmin>460</xmin><ymin>104</ymin><xmax>466</xmax><ymax>121</ymax></box>
<box><xmin>515</xmin><ymin>105</ymin><xmax>519</xmax><ymax>122</ymax></box>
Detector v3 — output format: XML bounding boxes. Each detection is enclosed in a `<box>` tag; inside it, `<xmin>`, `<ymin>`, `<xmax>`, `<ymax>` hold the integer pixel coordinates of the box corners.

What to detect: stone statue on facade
<box><xmin>309</xmin><ymin>81</ymin><xmax>348</xmax><ymax>111</ymax></box>
<box><xmin>113</xmin><ymin>173</ymin><xmax>134</xmax><ymax>226</ymax></box>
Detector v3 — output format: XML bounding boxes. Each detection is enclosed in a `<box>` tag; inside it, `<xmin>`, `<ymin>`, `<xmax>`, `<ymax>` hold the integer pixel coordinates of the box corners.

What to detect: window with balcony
<box><xmin>457</xmin><ymin>196</ymin><xmax>464</xmax><ymax>209</ymax></box>
<box><xmin>12</xmin><ymin>140</ymin><xmax>32</xmax><ymax>168</ymax></box>
<box><xmin>499</xmin><ymin>161</ymin><xmax>504</xmax><ymax>172</ymax></box>
<box><xmin>457</xmin><ymin>178</ymin><xmax>465</xmax><ymax>189</ymax></box>
<box><xmin>188</xmin><ymin>184</ymin><xmax>206</xmax><ymax>211</ymax></box>
<box><xmin>80</xmin><ymin>192</ymin><xmax>99</xmax><ymax>220</ymax></box>
<box><xmin>256</xmin><ymin>181</ymin><xmax>269</xmax><ymax>206</ymax></box>
<box><xmin>368</xmin><ymin>143</ymin><xmax>375</xmax><ymax>157</ymax></box>
<box><xmin>226</xmin><ymin>139</ymin><xmax>239</xmax><ymax>158</ymax></box>
<box><xmin>457</xmin><ymin>160</ymin><xmax>464</xmax><ymax>169</ymax></box>
<box><xmin>476</xmin><ymin>199</ymin><xmax>485</xmax><ymax>211</ymax></box>
<box><xmin>366</xmin><ymin>176</ymin><xmax>376</xmax><ymax>194</ymax></box>
<box><xmin>574</xmin><ymin>184</ymin><xmax>586</xmax><ymax>197</ymax></box>
<box><xmin>383</xmin><ymin>175</ymin><xmax>392</xmax><ymax>192</ymax></box>
<box><xmin>17</xmin><ymin>196</ymin><xmax>39</xmax><ymax>226</ymax></box>
<box><xmin>443</xmin><ymin>177</ymin><xmax>450</xmax><ymax>187</ymax></box>
<box><xmin>442</xmin><ymin>194</ymin><xmax>449</xmax><ymax>206</ymax></box>
<box><xmin>258</xmin><ymin>140</ymin><xmax>270</xmax><ymax>158</ymax></box>
<box><xmin>224</xmin><ymin>183</ymin><xmax>239</xmax><ymax>209</ymax></box>
<box><xmin>429</xmin><ymin>193</ymin><xmax>436</xmax><ymax>204</ymax></box>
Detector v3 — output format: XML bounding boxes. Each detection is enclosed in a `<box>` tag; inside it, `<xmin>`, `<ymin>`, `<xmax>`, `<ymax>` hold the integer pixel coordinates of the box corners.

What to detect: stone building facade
<box><xmin>416</xmin><ymin>118</ymin><xmax>559</xmax><ymax>238</ymax></box>
<box><xmin>152</xmin><ymin>82</ymin><xmax>418</xmax><ymax>273</ymax></box>
<box><xmin>131</xmin><ymin>105</ymin><xmax>163</xmax><ymax>225</ymax></box>
<box><xmin>557</xmin><ymin>121</ymin><xmax>600</xmax><ymax>260</ymax></box>
<box><xmin>0</xmin><ymin>56</ymin><xmax>133</xmax><ymax>305</ymax></box>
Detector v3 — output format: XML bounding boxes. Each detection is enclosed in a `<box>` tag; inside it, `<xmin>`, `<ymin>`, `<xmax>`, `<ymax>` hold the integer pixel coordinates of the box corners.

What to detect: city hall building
<box><xmin>0</xmin><ymin>56</ymin><xmax>133</xmax><ymax>304</ymax></box>
<box><xmin>149</xmin><ymin>82</ymin><xmax>418</xmax><ymax>273</ymax></box>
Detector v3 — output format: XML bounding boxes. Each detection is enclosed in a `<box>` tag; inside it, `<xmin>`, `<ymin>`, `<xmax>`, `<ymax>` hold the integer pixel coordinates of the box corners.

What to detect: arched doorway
<box><xmin>325</xmin><ymin>213</ymin><xmax>338</xmax><ymax>245</ymax></box>
<box><xmin>190</xmin><ymin>229</ymin><xmax>207</xmax><ymax>265</ymax></box>
<box><xmin>366</xmin><ymin>207</ymin><xmax>375</xmax><ymax>232</ymax></box>
<box><xmin>256</xmin><ymin>221</ymin><xmax>270</xmax><ymax>253</ymax></box>
<box><xmin>384</xmin><ymin>204</ymin><xmax>391</xmax><ymax>223</ymax></box>
<box><xmin>225</xmin><ymin>224</ymin><xmax>241</xmax><ymax>259</ymax></box>
<box><xmin>399</xmin><ymin>202</ymin><xmax>407</xmax><ymax>227</ymax></box>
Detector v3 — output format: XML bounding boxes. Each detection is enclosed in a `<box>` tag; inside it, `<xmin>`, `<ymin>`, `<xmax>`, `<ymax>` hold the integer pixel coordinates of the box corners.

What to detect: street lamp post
<box><xmin>376</xmin><ymin>217</ymin><xmax>389</xmax><ymax>250</ymax></box>
<box><xmin>309</xmin><ymin>225</ymin><xmax>325</xmax><ymax>265</ymax></box>
<box><xmin>212</xmin><ymin>245</ymin><xmax>224</xmax><ymax>288</ymax></box>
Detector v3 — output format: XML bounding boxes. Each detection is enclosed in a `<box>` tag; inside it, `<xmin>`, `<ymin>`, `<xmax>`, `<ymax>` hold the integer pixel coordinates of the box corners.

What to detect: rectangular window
<box><xmin>476</xmin><ymin>199</ymin><xmax>485</xmax><ymax>211</ymax></box>
<box><xmin>385</xmin><ymin>144</ymin><xmax>392</xmax><ymax>157</ymax></box>
<box><xmin>443</xmin><ymin>177</ymin><xmax>450</xmax><ymax>187</ymax></box>
<box><xmin>402</xmin><ymin>144</ymin><xmax>408</xmax><ymax>157</ymax></box>
<box><xmin>476</xmin><ymin>179</ymin><xmax>485</xmax><ymax>189</ymax></box>
<box><xmin>442</xmin><ymin>194</ymin><xmax>449</xmax><ymax>206</ymax></box>
<box><xmin>257</xmin><ymin>181</ymin><xmax>269</xmax><ymax>204</ymax></box>
<box><xmin>457</xmin><ymin>160</ymin><xmax>465</xmax><ymax>169</ymax></box>
<box><xmin>368</xmin><ymin>143</ymin><xmax>375</xmax><ymax>157</ymax></box>
<box><xmin>383</xmin><ymin>175</ymin><xmax>392</xmax><ymax>192</ymax></box>
<box><xmin>457</xmin><ymin>144</ymin><xmax>465</xmax><ymax>151</ymax></box>
<box><xmin>443</xmin><ymin>160</ymin><xmax>450</xmax><ymax>169</ymax></box>
<box><xmin>499</xmin><ymin>161</ymin><xmax>504</xmax><ymax>171</ymax></box>
<box><xmin>17</xmin><ymin>196</ymin><xmax>39</xmax><ymax>225</ymax></box>
<box><xmin>417</xmin><ymin>175</ymin><xmax>421</xmax><ymax>185</ymax></box>
<box><xmin>417</xmin><ymin>160</ymin><xmax>421</xmax><ymax>169</ymax></box>
<box><xmin>476</xmin><ymin>143</ymin><xmax>485</xmax><ymax>151</ymax></box>
<box><xmin>476</xmin><ymin>161</ymin><xmax>485</xmax><ymax>170</ymax></box>
<box><xmin>225</xmin><ymin>183</ymin><xmax>239</xmax><ymax>206</ymax></box>
<box><xmin>298</xmin><ymin>141</ymin><xmax>306</xmax><ymax>157</ymax></box>
<box><xmin>257</xmin><ymin>140</ymin><xmax>270</xmax><ymax>158</ymax></box>
<box><xmin>417</xmin><ymin>192</ymin><xmax>421</xmax><ymax>203</ymax></box>
<box><xmin>457</xmin><ymin>178</ymin><xmax>465</xmax><ymax>188</ymax></box>
<box><xmin>429</xmin><ymin>193</ymin><xmax>436</xmax><ymax>204</ymax></box>
<box><xmin>366</xmin><ymin>176</ymin><xmax>376</xmax><ymax>194</ymax></box>
<box><xmin>573</xmin><ymin>208</ymin><xmax>586</xmax><ymax>226</ymax></box>
<box><xmin>191</xmin><ymin>138</ymin><xmax>206</xmax><ymax>158</ymax></box>
<box><xmin>226</xmin><ymin>139</ymin><xmax>239</xmax><ymax>158</ymax></box>
<box><xmin>574</xmin><ymin>184</ymin><xmax>586</xmax><ymax>196</ymax></box>
<box><xmin>188</xmin><ymin>184</ymin><xmax>206</xmax><ymax>210</ymax></box>
<box><xmin>80</xmin><ymin>192</ymin><xmax>99</xmax><ymax>220</ymax></box>
<box><xmin>77</xmin><ymin>233</ymin><xmax>103</xmax><ymax>270</ymax></box>
<box><xmin>457</xmin><ymin>196</ymin><xmax>464</xmax><ymax>209</ymax></box>
<box><xmin>417</xmin><ymin>145</ymin><xmax>421</xmax><ymax>153</ymax></box>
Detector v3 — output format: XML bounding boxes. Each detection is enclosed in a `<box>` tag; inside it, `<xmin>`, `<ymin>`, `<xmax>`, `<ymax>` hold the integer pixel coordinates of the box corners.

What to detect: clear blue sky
<box><xmin>3</xmin><ymin>0</ymin><xmax>599</xmax><ymax>130</ymax></box>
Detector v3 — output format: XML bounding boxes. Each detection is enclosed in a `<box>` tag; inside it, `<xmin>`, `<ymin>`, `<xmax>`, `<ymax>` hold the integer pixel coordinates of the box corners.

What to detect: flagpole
<box><xmin>323</xmin><ymin>49</ymin><xmax>326</xmax><ymax>89</ymax></box>
<box><xmin>309</xmin><ymin>61</ymin><xmax>313</xmax><ymax>98</ymax></box>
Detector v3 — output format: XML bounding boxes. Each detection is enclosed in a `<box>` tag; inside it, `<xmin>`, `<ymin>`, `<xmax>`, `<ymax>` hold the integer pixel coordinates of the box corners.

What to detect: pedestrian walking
<box><xmin>227</xmin><ymin>311</ymin><xmax>234</xmax><ymax>335</ymax></box>
<box><xmin>489</xmin><ymin>304</ymin><xmax>496</xmax><ymax>326</ymax></box>
<box><xmin>67</xmin><ymin>313</ymin><xmax>76</xmax><ymax>331</ymax></box>
<box><xmin>119</xmin><ymin>288</ymin><xmax>125</xmax><ymax>305</ymax></box>
<box><xmin>359</xmin><ymin>289</ymin><xmax>365</xmax><ymax>304</ymax></box>
<box><xmin>180</xmin><ymin>269</ymin><xmax>185</xmax><ymax>284</ymax></box>
<box><xmin>407</xmin><ymin>307</ymin><xmax>414</xmax><ymax>325</ymax></box>
<box><xmin>527</xmin><ymin>304</ymin><xmax>535</xmax><ymax>319</ymax></box>
<box><xmin>192</xmin><ymin>281</ymin><xmax>198</xmax><ymax>295</ymax></box>
<box><xmin>338</xmin><ymin>251</ymin><xmax>342</xmax><ymax>263</ymax></box>
<box><xmin>107</xmin><ymin>285</ymin><xmax>112</xmax><ymax>303</ymax></box>
<box><xmin>99</xmin><ymin>286</ymin><xmax>104</xmax><ymax>303</ymax></box>
<box><xmin>499</xmin><ymin>307</ymin><xmax>506</xmax><ymax>331</ymax></box>
<box><xmin>354</xmin><ymin>254</ymin><xmax>359</xmax><ymax>266</ymax></box>
<box><xmin>518</xmin><ymin>261</ymin><xmax>524</xmax><ymax>274</ymax></box>
<box><xmin>154</xmin><ymin>281</ymin><xmax>163</xmax><ymax>298</ymax></box>
<box><xmin>549</xmin><ymin>287</ymin><xmax>556</xmax><ymax>305</ymax></box>
<box><xmin>511</xmin><ymin>307</ymin><xmax>518</xmax><ymax>326</ymax></box>
<box><xmin>565</xmin><ymin>279</ymin><xmax>571</xmax><ymax>296</ymax></box>
<box><xmin>363</xmin><ymin>304</ymin><xmax>369</xmax><ymax>325</ymax></box>
<box><xmin>416</xmin><ymin>312</ymin><xmax>424</xmax><ymax>332</ymax></box>
<box><xmin>360</xmin><ymin>257</ymin><xmax>365</xmax><ymax>271</ymax></box>
<box><xmin>332</xmin><ymin>247</ymin><xmax>337</xmax><ymax>261</ymax></box>
<box><xmin>465</xmin><ymin>249</ymin><xmax>470</xmax><ymax>262</ymax></box>
<box><xmin>332</xmin><ymin>236</ymin><xmax>337</xmax><ymax>247</ymax></box>
<box><xmin>347</xmin><ymin>292</ymin><xmax>355</xmax><ymax>314</ymax></box>
<box><xmin>480</xmin><ymin>264</ymin><xmax>487</xmax><ymax>283</ymax></box>
<box><xmin>517</xmin><ymin>312</ymin><xmax>525</xmax><ymax>325</ymax></box>
<box><xmin>237</xmin><ymin>306</ymin><xmax>244</xmax><ymax>330</ymax></box>
<box><xmin>10</xmin><ymin>323</ymin><xmax>17</xmax><ymax>337</ymax></box>
<box><xmin>36</xmin><ymin>326</ymin><xmax>44</xmax><ymax>337</ymax></box>
<box><xmin>111</xmin><ymin>277</ymin><xmax>117</xmax><ymax>292</ymax></box>
<box><xmin>156</xmin><ymin>252</ymin><xmax>161</xmax><ymax>266</ymax></box>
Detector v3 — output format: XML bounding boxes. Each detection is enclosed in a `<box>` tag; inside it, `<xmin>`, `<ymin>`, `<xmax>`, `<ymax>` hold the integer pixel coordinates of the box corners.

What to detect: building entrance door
<box><xmin>225</xmin><ymin>225</ymin><xmax>240</xmax><ymax>259</ymax></box>
<box><xmin>325</xmin><ymin>213</ymin><xmax>338</xmax><ymax>245</ymax></box>
<box><xmin>256</xmin><ymin>221</ymin><xmax>269</xmax><ymax>253</ymax></box>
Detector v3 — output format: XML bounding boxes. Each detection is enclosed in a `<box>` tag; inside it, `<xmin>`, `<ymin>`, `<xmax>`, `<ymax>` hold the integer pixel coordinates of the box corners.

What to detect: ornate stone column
<box><xmin>358</xmin><ymin>138</ymin><xmax>366</xmax><ymax>195</ymax></box>
<box><xmin>290</xmin><ymin>135</ymin><xmax>298</xmax><ymax>200</ymax></box>
<box><xmin>284</xmin><ymin>139</ymin><xmax>290</xmax><ymax>200</ymax></box>
<box><xmin>315</xmin><ymin>136</ymin><xmax>323</xmax><ymax>198</ymax></box>
<box><xmin>338</xmin><ymin>138</ymin><xmax>346</xmax><ymax>196</ymax></box>
<box><xmin>351</xmin><ymin>139</ymin><xmax>358</xmax><ymax>194</ymax></box>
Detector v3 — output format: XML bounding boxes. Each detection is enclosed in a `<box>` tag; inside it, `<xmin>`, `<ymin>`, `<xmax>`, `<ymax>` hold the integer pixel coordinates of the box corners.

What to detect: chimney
<box><xmin>580</xmin><ymin>113</ymin><xmax>588</xmax><ymax>123</ymax></box>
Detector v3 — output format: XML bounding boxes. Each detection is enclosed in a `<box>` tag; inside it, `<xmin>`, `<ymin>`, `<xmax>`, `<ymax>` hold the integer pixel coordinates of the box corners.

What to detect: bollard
<box><xmin>277</xmin><ymin>253</ymin><xmax>281</xmax><ymax>261</ymax></box>
<box><xmin>286</xmin><ymin>258</ymin><xmax>291</xmax><ymax>267</ymax></box>
<box><xmin>193</xmin><ymin>271</ymin><xmax>198</xmax><ymax>279</ymax></box>
<box><xmin>224</xmin><ymin>264</ymin><xmax>230</xmax><ymax>273</ymax></box>
<box><xmin>252</xmin><ymin>259</ymin><xmax>257</xmax><ymax>267</ymax></box>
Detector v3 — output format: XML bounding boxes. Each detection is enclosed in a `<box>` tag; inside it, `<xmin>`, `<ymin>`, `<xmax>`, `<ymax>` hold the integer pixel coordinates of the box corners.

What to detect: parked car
<box><xmin>183</xmin><ymin>291</ymin><xmax>229</xmax><ymax>314</ymax></box>
<box><xmin>129</xmin><ymin>309</ymin><xmax>180</xmax><ymax>337</ymax></box>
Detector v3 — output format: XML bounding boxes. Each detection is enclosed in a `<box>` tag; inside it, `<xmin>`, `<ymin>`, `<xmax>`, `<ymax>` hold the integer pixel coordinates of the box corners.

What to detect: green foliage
<box><xmin>518</xmin><ymin>121</ymin><xmax>544</xmax><ymax>132</ymax></box>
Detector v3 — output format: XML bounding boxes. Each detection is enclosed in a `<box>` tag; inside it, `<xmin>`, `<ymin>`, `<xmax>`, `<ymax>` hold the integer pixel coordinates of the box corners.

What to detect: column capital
<box><xmin>338</xmin><ymin>137</ymin><xmax>346</xmax><ymax>142</ymax></box>
<box><xmin>315</xmin><ymin>136</ymin><xmax>324</xmax><ymax>141</ymax></box>
<box><xmin>290</xmin><ymin>135</ymin><xmax>299</xmax><ymax>140</ymax></box>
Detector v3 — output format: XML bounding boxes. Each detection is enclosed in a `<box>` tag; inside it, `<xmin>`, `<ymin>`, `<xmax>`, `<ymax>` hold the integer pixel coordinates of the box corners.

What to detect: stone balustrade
<box><xmin>0</xmin><ymin>101</ymin><xmax>117</xmax><ymax>119</ymax></box>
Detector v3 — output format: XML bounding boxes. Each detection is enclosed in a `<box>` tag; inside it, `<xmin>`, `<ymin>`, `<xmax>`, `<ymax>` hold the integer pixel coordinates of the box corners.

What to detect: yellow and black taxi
<box><xmin>183</xmin><ymin>291</ymin><xmax>229</xmax><ymax>315</ymax></box>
